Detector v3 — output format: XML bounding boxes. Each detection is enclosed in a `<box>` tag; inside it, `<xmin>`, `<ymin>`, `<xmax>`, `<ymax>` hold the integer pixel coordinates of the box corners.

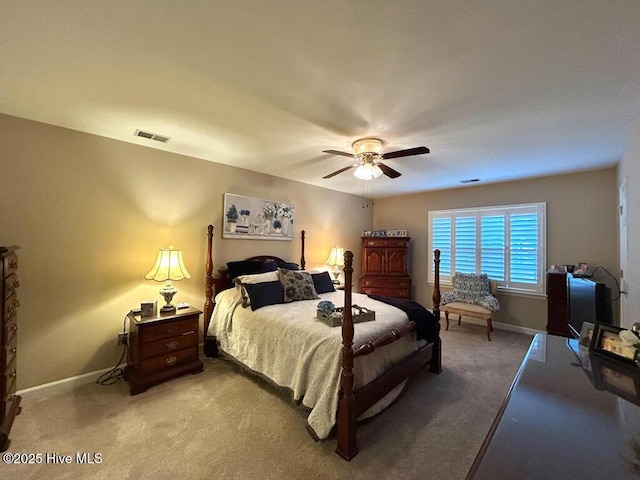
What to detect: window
<box><xmin>428</xmin><ymin>203</ymin><xmax>546</xmax><ymax>295</ymax></box>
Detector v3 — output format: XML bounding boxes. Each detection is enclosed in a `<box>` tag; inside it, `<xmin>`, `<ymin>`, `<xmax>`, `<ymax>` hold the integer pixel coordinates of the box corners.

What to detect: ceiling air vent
<box><xmin>460</xmin><ymin>178</ymin><xmax>480</xmax><ymax>184</ymax></box>
<box><xmin>134</xmin><ymin>129</ymin><xmax>171</xmax><ymax>143</ymax></box>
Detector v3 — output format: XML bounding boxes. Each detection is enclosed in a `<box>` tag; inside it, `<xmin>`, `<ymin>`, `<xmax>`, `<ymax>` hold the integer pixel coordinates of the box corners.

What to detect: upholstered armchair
<box><xmin>441</xmin><ymin>273</ymin><xmax>500</xmax><ymax>341</ymax></box>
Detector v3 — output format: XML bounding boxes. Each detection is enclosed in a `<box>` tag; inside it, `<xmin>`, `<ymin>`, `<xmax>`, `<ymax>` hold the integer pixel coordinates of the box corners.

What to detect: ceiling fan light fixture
<box><xmin>353</xmin><ymin>162</ymin><xmax>383</xmax><ymax>180</ymax></box>
<box><xmin>352</xmin><ymin>138</ymin><xmax>383</xmax><ymax>155</ymax></box>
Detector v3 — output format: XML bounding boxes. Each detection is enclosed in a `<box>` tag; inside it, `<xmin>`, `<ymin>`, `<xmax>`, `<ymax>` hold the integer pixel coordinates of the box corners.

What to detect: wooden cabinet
<box><xmin>126</xmin><ymin>307</ymin><xmax>203</xmax><ymax>395</ymax></box>
<box><xmin>1</xmin><ymin>246</ymin><xmax>21</xmax><ymax>452</ymax></box>
<box><xmin>546</xmin><ymin>271</ymin><xmax>571</xmax><ymax>337</ymax></box>
<box><xmin>360</xmin><ymin>237</ymin><xmax>412</xmax><ymax>299</ymax></box>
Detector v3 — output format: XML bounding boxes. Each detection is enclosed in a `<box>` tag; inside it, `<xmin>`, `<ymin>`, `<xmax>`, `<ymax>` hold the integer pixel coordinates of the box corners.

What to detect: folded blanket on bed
<box><xmin>367</xmin><ymin>295</ymin><xmax>437</xmax><ymax>342</ymax></box>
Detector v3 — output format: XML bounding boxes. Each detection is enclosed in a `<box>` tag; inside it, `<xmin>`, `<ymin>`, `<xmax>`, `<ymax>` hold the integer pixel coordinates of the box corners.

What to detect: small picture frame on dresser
<box><xmin>140</xmin><ymin>300</ymin><xmax>157</xmax><ymax>317</ymax></box>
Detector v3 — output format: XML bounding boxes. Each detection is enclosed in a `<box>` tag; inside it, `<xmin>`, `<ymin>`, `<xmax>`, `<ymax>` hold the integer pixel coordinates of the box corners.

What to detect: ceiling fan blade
<box><xmin>323</xmin><ymin>164</ymin><xmax>356</xmax><ymax>179</ymax></box>
<box><xmin>377</xmin><ymin>162</ymin><xmax>402</xmax><ymax>179</ymax></box>
<box><xmin>322</xmin><ymin>149</ymin><xmax>354</xmax><ymax>158</ymax></box>
<box><xmin>382</xmin><ymin>146</ymin><xmax>430</xmax><ymax>159</ymax></box>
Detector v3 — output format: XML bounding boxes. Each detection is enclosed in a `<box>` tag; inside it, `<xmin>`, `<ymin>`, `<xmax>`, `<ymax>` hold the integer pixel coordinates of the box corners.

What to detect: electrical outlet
<box><xmin>117</xmin><ymin>332</ymin><xmax>128</xmax><ymax>346</ymax></box>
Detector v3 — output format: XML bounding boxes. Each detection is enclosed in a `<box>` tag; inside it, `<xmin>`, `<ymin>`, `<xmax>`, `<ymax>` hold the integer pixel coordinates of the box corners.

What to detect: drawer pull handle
<box><xmin>365</xmin><ymin>289</ymin><xmax>372</xmax><ymax>294</ymax></box>
<box><xmin>11</xmin><ymin>324</ymin><xmax>17</xmax><ymax>331</ymax></box>
<box><xmin>9</xmin><ymin>369</ymin><xmax>16</xmax><ymax>378</ymax></box>
<box><xmin>165</xmin><ymin>356</ymin><xmax>177</xmax><ymax>366</ymax></box>
<box><xmin>9</xmin><ymin>260</ymin><xmax>17</xmax><ymax>270</ymax></box>
<box><xmin>166</xmin><ymin>327</ymin><xmax>178</xmax><ymax>335</ymax></box>
<box><xmin>10</xmin><ymin>347</ymin><xmax>17</xmax><ymax>354</ymax></box>
<box><xmin>8</xmin><ymin>394</ymin><xmax>16</xmax><ymax>402</ymax></box>
<box><xmin>166</xmin><ymin>340</ymin><xmax>178</xmax><ymax>350</ymax></box>
<box><xmin>13</xmin><ymin>280</ymin><xmax>20</xmax><ymax>288</ymax></box>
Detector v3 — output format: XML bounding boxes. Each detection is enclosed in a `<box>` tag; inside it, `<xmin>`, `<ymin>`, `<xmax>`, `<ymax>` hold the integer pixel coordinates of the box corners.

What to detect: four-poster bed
<box><xmin>203</xmin><ymin>225</ymin><xmax>442</xmax><ymax>460</ymax></box>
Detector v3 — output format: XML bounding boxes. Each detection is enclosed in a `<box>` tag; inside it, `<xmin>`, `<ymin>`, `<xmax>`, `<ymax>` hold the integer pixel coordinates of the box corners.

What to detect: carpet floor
<box><xmin>3</xmin><ymin>323</ymin><xmax>532</xmax><ymax>480</ymax></box>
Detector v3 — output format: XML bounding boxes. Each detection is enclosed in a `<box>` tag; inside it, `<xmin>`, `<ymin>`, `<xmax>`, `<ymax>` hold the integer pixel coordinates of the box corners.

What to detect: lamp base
<box><xmin>161</xmin><ymin>304</ymin><xmax>176</xmax><ymax>313</ymax></box>
<box><xmin>159</xmin><ymin>280</ymin><xmax>178</xmax><ymax>314</ymax></box>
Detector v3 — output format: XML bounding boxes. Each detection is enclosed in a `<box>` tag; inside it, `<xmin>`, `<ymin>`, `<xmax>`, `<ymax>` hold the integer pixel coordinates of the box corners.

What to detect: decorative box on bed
<box><xmin>202</xmin><ymin>225</ymin><xmax>442</xmax><ymax>460</ymax></box>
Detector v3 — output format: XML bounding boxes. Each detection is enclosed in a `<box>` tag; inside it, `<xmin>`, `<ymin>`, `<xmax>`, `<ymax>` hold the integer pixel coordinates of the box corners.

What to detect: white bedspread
<box><xmin>208</xmin><ymin>288</ymin><xmax>417</xmax><ymax>439</ymax></box>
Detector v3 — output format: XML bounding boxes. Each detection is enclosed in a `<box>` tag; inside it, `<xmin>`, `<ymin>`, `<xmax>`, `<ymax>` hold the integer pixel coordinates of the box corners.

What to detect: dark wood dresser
<box><xmin>126</xmin><ymin>307</ymin><xmax>203</xmax><ymax>395</ymax></box>
<box><xmin>1</xmin><ymin>246</ymin><xmax>21</xmax><ymax>452</ymax></box>
<box><xmin>546</xmin><ymin>271</ymin><xmax>571</xmax><ymax>337</ymax></box>
<box><xmin>360</xmin><ymin>236</ymin><xmax>411</xmax><ymax>299</ymax></box>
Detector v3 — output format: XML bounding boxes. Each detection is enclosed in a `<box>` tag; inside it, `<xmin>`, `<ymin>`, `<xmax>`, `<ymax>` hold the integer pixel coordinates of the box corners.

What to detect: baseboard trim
<box><xmin>439</xmin><ymin>313</ymin><xmax>543</xmax><ymax>337</ymax></box>
<box><xmin>17</xmin><ymin>364</ymin><xmax>126</xmax><ymax>400</ymax></box>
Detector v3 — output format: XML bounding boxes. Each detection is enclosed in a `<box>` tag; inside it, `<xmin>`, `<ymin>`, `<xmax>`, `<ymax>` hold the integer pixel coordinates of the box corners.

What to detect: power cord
<box><xmin>96</xmin><ymin>312</ymin><xmax>129</xmax><ymax>385</ymax></box>
<box><xmin>590</xmin><ymin>266</ymin><xmax>621</xmax><ymax>302</ymax></box>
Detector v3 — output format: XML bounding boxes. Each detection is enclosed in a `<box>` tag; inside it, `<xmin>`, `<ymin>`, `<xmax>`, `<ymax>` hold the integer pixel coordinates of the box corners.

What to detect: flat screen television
<box><xmin>567</xmin><ymin>275</ymin><xmax>612</xmax><ymax>338</ymax></box>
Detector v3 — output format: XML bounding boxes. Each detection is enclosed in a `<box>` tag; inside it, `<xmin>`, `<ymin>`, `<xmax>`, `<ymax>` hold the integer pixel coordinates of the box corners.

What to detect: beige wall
<box><xmin>0</xmin><ymin>114</ymin><xmax>372</xmax><ymax>389</ymax></box>
<box><xmin>618</xmin><ymin>120</ymin><xmax>640</xmax><ymax>329</ymax></box>
<box><xmin>373</xmin><ymin>168</ymin><xmax>620</xmax><ymax>331</ymax></box>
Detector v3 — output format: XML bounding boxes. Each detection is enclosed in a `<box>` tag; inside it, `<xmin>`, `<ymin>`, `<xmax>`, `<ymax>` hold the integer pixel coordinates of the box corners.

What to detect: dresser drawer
<box><xmin>3</xmin><ymin>292</ymin><xmax>20</xmax><ymax>321</ymax></box>
<box><xmin>3</xmin><ymin>332</ymin><xmax>17</xmax><ymax>371</ymax></box>
<box><xmin>361</xmin><ymin>278</ymin><xmax>411</xmax><ymax>289</ymax></box>
<box><xmin>141</xmin><ymin>332</ymin><xmax>198</xmax><ymax>360</ymax></box>
<box><xmin>362</xmin><ymin>238</ymin><xmax>409</xmax><ymax>248</ymax></box>
<box><xmin>4</xmin><ymin>355</ymin><xmax>17</xmax><ymax>385</ymax></box>
<box><xmin>3</xmin><ymin>316</ymin><xmax>17</xmax><ymax>340</ymax></box>
<box><xmin>2</xmin><ymin>253</ymin><xmax>18</xmax><ymax>277</ymax></box>
<box><xmin>139</xmin><ymin>348</ymin><xmax>197</xmax><ymax>375</ymax></box>
<box><xmin>3</xmin><ymin>273</ymin><xmax>19</xmax><ymax>300</ymax></box>
<box><xmin>140</xmin><ymin>317</ymin><xmax>198</xmax><ymax>343</ymax></box>
<box><xmin>361</xmin><ymin>287</ymin><xmax>411</xmax><ymax>299</ymax></box>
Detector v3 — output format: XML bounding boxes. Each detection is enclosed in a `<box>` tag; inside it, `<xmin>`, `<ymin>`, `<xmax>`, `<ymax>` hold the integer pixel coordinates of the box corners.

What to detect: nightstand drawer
<box><xmin>141</xmin><ymin>317</ymin><xmax>198</xmax><ymax>343</ymax></box>
<box><xmin>140</xmin><ymin>349</ymin><xmax>197</xmax><ymax>375</ymax></box>
<box><xmin>141</xmin><ymin>332</ymin><xmax>198</xmax><ymax>360</ymax></box>
<box><xmin>3</xmin><ymin>273</ymin><xmax>19</xmax><ymax>300</ymax></box>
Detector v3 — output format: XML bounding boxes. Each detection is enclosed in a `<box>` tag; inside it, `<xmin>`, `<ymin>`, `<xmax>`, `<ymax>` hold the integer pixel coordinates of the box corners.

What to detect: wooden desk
<box><xmin>467</xmin><ymin>333</ymin><xmax>640</xmax><ymax>479</ymax></box>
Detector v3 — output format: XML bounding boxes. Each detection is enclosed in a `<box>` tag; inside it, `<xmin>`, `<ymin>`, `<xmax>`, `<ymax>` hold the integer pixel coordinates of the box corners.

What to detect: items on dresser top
<box><xmin>125</xmin><ymin>306</ymin><xmax>203</xmax><ymax>395</ymax></box>
<box><xmin>1</xmin><ymin>246</ymin><xmax>21</xmax><ymax>452</ymax></box>
<box><xmin>360</xmin><ymin>236</ymin><xmax>411</xmax><ymax>299</ymax></box>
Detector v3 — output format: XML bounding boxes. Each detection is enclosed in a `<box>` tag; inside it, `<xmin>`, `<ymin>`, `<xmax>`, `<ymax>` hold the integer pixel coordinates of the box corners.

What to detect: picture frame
<box><xmin>590</xmin><ymin>323</ymin><xmax>636</xmax><ymax>364</ymax></box>
<box><xmin>223</xmin><ymin>193</ymin><xmax>294</xmax><ymax>241</ymax></box>
<box><xmin>575</xmin><ymin>262</ymin><xmax>588</xmax><ymax>274</ymax></box>
<box><xmin>578</xmin><ymin>321</ymin><xmax>595</xmax><ymax>349</ymax></box>
<box><xmin>589</xmin><ymin>352</ymin><xmax>640</xmax><ymax>406</ymax></box>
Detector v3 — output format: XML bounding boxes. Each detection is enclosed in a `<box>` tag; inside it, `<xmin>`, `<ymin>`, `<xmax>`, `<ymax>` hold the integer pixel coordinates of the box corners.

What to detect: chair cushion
<box><xmin>444</xmin><ymin>301</ymin><xmax>492</xmax><ymax>318</ymax></box>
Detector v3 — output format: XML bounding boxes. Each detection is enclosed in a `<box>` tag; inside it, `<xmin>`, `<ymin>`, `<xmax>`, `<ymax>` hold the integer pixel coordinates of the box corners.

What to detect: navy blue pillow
<box><xmin>227</xmin><ymin>260</ymin><xmax>263</xmax><ymax>280</ymax></box>
<box><xmin>311</xmin><ymin>271</ymin><xmax>336</xmax><ymax>294</ymax></box>
<box><xmin>276</xmin><ymin>261</ymin><xmax>299</xmax><ymax>271</ymax></box>
<box><xmin>243</xmin><ymin>281</ymin><xmax>285</xmax><ymax>311</ymax></box>
<box><xmin>262</xmin><ymin>260</ymin><xmax>278</xmax><ymax>272</ymax></box>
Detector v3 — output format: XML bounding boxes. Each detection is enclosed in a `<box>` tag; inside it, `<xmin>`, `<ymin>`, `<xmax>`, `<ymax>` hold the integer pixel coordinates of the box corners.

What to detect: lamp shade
<box><xmin>144</xmin><ymin>246</ymin><xmax>191</xmax><ymax>282</ymax></box>
<box><xmin>325</xmin><ymin>246</ymin><xmax>345</xmax><ymax>267</ymax></box>
<box><xmin>353</xmin><ymin>163</ymin><xmax>383</xmax><ymax>180</ymax></box>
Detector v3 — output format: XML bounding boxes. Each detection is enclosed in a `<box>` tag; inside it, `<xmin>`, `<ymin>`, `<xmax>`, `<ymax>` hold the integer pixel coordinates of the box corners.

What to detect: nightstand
<box><xmin>126</xmin><ymin>306</ymin><xmax>203</xmax><ymax>395</ymax></box>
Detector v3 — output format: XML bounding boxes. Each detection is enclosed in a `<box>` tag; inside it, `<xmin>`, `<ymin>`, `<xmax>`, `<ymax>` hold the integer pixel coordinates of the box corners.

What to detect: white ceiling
<box><xmin>2</xmin><ymin>1</ymin><xmax>639</xmax><ymax>197</ymax></box>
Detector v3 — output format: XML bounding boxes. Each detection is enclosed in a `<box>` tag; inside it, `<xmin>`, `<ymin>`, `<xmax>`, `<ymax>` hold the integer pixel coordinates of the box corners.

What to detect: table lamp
<box><xmin>325</xmin><ymin>246</ymin><xmax>345</xmax><ymax>284</ymax></box>
<box><xmin>145</xmin><ymin>246</ymin><xmax>191</xmax><ymax>313</ymax></box>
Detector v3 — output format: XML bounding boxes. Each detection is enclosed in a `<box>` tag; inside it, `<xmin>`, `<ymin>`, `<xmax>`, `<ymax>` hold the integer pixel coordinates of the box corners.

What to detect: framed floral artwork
<box><xmin>223</xmin><ymin>193</ymin><xmax>294</xmax><ymax>241</ymax></box>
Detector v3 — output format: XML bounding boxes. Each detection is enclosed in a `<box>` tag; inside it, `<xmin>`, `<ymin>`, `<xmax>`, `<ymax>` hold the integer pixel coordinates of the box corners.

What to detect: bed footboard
<box><xmin>335</xmin><ymin>248</ymin><xmax>441</xmax><ymax>460</ymax></box>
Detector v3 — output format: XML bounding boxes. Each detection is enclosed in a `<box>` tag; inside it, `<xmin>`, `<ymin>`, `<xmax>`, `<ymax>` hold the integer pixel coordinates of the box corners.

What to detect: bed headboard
<box><xmin>204</xmin><ymin>226</ymin><xmax>306</xmax><ymax>321</ymax></box>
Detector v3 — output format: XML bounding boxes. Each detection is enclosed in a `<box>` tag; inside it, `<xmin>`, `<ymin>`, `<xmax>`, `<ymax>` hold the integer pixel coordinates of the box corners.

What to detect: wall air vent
<box><xmin>460</xmin><ymin>178</ymin><xmax>480</xmax><ymax>184</ymax></box>
<box><xmin>134</xmin><ymin>129</ymin><xmax>171</xmax><ymax>143</ymax></box>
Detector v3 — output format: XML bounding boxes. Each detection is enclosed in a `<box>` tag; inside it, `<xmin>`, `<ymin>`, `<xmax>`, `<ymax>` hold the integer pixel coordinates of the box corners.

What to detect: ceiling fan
<box><xmin>322</xmin><ymin>138</ymin><xmax>429</xmax><ymax>180</ymax></box>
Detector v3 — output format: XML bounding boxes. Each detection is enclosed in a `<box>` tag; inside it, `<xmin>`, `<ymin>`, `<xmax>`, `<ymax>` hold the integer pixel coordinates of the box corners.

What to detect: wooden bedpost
<box><xmin>203</xmin><ymin>225</ymin><xmax>217</xmax><ymax>357</ymax></box>
<box><xmin>430</xmin><ymin>249</ymin><xmax>442</xmax><ymax>374</ymax></box>
<box><xmin>336</xmin><ymin>250</ymin><xmax>358</xmax><ymax>461</ymax></box>
<box><xmin>300</xmin><ymin>230</ymin><xmax>306</xmax><ymax>270</ymax></box>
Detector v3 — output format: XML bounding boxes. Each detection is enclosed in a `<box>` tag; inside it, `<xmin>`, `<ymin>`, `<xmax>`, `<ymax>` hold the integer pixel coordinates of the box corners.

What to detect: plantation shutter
<box><xmin>455</xmin><ymin>216</ymin><xmax>476</xmax><ymax>273</ymax></box>
<box><xmin>432</xmin><ymin>216</ymin><xmax>452</xmax><ymax>278</ymax></box>
<box><xmin>509</xmin><ymin>212</ymin><xmax>539</xmax><ymax>286</ymax></box>
<box><xmin>480</xmin><ymin>215</ymin><xmax>505</xmax><ymax>281</ymax></box>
